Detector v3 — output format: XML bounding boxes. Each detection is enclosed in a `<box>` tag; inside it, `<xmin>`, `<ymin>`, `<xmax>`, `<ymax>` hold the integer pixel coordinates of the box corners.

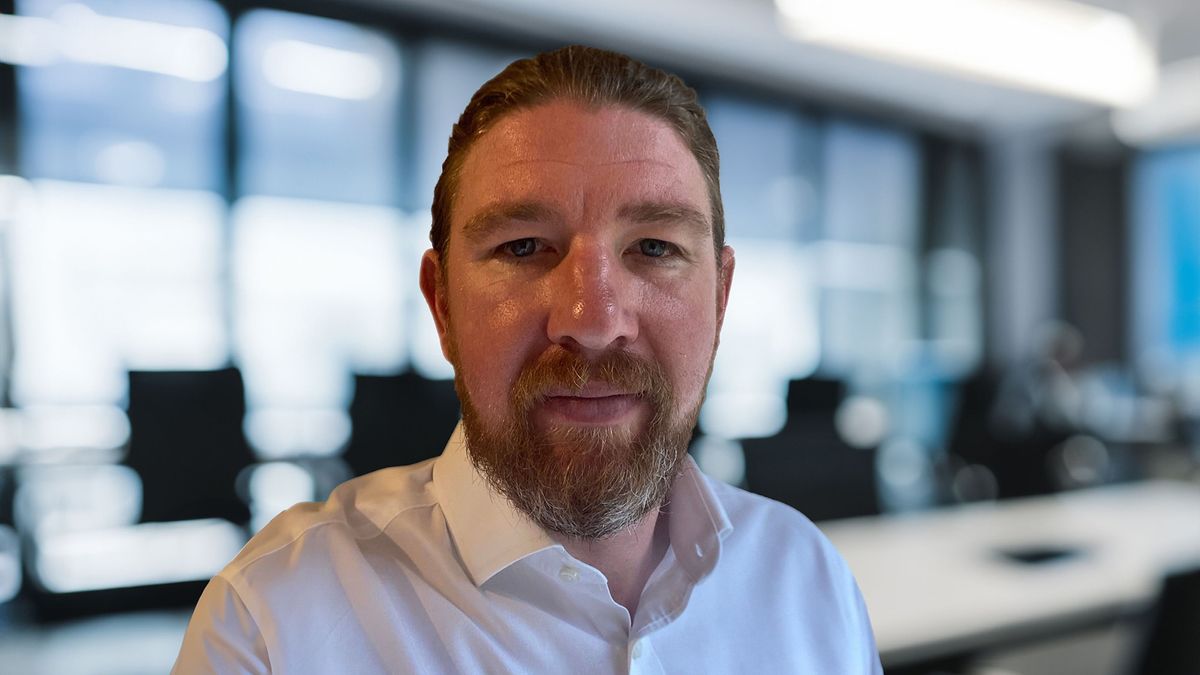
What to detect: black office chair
<box><xmin>125</xmin><ymin>368</ymin><xmax>254</xmax><ymax>524</ymax></box>
<box><xmin>342</xmin><ymin>371</ymin><xmax>460</xmax><ymax>477</ymax></box>
<box><xmin>945</xmin><ymin>371</ymin><xmax>1065</xmax><ymax>500</ymax></box>
<box><xmin>784</xmin><ymin>377</ymin><xmax>845</xmax><ymax>419</ymax></box>
<box><xmin>1125</xmin><ymin>565</ymin><xmax>1200</xmax><ymax>675</ymax></box>
<box><xmin>20</xmin><ymin>368</ymin><xmax>255</xmax><ymax>619</ymax></box>
<box><xmin>742</xmin><ymin>378</ymin><xmax>880</xmax><ymax>522</ymax></box>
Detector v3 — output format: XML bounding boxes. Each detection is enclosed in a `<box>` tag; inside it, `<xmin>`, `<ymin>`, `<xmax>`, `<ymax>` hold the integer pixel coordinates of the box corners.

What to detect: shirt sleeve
<box><xmin>854</xmin><ymin>582</ymin><xmax>885</xmax><ymax>675</ymax></box>
<box><xmin>172</xmin><ymin>574</ymin><xmax>271</xmax><ymax>675</ymax></box>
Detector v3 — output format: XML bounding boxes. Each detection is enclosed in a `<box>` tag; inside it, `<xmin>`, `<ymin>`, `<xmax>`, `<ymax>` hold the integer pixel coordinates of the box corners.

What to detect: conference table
<box><xmin>820</xmin><ymin>480</ymin><xmax>1200</xmax><ymax>668</ymax></box>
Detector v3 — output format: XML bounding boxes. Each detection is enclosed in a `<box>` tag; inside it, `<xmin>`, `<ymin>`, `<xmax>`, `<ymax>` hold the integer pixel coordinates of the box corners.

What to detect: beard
<box><xmin>453</xmin><ymin>346</ymin><xmax>702</xmax><ymax>541</ymax></box>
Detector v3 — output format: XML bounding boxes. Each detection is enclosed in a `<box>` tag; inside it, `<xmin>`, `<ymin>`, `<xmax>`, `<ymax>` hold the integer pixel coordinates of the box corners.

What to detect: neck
<box><xmin>556</xmin><ymin>507</ymin><xmax>670</xmax><ymax>618</ymax></box>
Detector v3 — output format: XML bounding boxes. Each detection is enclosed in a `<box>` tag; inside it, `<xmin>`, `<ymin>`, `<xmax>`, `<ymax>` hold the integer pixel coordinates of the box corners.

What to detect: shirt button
<box><xmin>631</xmin><ymin>639</ymin><xmax>644</xmax><ymax>659</ymax></box>
<box><xmin>558</xmin><ymin>565</ymin><xmax>580</xmax><ymax>582</ymax></box>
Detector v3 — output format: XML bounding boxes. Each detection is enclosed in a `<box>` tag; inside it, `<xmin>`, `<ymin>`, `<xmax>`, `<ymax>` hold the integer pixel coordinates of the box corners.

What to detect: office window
<box><xmin>17</xmin><ymin>0</ymin><xmax>227</xmax><ymax>191</ymax></box>
<box><xmin>9</xmin><ymin>182</ymin><xmax>227</xmax><ymax>408</ymax></box>
<box><xmin>232</xmin><ymin>11</ymin><xmax>406</xmax><ymax>458</ymax></box>
<box><xmin>11</xmin><ymin>0</ymin><xmax>229</xmax><ymax>422</ymax></box>
<box><xmin>817</xmin><ymin>119</ymin><xmax>922</xmax><ymax>377</ymax></box>
<box><xmin>1132</xmin><ymin>147</ymin><xmax>1200</xmax><ymax>394</ymax></box>
<box><xmin>700</xmin><ymin>95</ymin><xmax>821</xmax><ymax>439</ymax></box>
<box><xmin>231</xmin><ymin>196</ymin><xmax>408</xmax><ymax>413</ymax></box>
<box><xmin>234</xmin><ymin>9</ymin><xmax>401</xmax><ymax>203</ymax></box>
<box><xmin>0</xmin><ymin>176</ymin><xmax>26</xmax><ymax>411</ymax></box>
<box><xmin>923</xmin><ymin>146</ymin><xmax>984</xmax><ymax>377</ymax></box>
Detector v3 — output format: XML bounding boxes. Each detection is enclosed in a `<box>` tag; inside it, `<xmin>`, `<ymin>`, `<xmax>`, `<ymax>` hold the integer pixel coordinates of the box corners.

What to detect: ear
<box><xmin>715</xmin><ymin>245</ymin><xmax>735</xmax><ymax>332</ymax></box>
<box><xmin>419</xmin><ymin>249</ymin><xmax>453</xmax><ymax>362</ymax></box>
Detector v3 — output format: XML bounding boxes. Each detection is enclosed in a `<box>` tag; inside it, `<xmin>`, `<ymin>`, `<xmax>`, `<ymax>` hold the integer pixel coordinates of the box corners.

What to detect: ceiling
<box><xmin>1079</xmin><ymin>0</ymin><xmax>1200</xmax><ymax>64</ymax></box>
<box><xmin>361</xmin><ymin>0</ymin><xmax>1200</xmax><ymax>142</ymax></box>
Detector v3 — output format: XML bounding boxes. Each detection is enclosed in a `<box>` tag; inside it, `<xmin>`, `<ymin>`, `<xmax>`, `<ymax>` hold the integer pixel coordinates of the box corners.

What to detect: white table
<box><xmin>820</xmin><ymin>480</ymin><xmax>1200</xmax><ymax>667</ymax></box>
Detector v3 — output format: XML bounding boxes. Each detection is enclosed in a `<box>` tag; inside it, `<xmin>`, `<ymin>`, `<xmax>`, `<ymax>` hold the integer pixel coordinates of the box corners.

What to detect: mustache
<box><xmin>511</xmin><ymin>348</ymin><xmax>671</xmax><ymax>409</ymax></box>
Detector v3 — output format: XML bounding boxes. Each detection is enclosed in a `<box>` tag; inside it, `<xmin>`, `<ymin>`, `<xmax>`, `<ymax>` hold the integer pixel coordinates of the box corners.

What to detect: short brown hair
<box><xmin>430</xmin><ymin>45</ymin><xmax>724</xmax><ymax>261</ymax></box>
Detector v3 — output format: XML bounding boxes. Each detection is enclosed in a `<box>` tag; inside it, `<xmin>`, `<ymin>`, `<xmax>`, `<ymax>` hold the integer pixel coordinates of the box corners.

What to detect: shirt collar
<box><xmin>432</xmin><ymin>422</ymin><xmax>557</xmax><ymax>587</ymax></box>
<box><xmin>431</xmin><ymin>421</ymin><xmax>734</xmax><ymax>587</ymax></box>
<box><xmin>667</xmin><ymin>451</ymin><xmax>733</xmax><ymax>582</ymax></box>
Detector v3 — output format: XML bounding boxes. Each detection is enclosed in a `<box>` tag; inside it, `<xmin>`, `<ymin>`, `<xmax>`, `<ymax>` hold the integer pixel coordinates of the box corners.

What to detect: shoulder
<box><xmin>178</xmin><ymin>458</ymin><xmax>453</xmax><ymax>672</ymax></box>
<box><xmin>705</xmin><ymin>476</ymin><xmax>880</xmax><ymax>666</ymax></box>
<box><xmin>707</xmin><ymin>475</ymin><xmax>830</xmax><ymax>547</ymax></box>
<box><xmin>221</xmin><ymin>458</ymin><xmax>442</xmax><ymax>588</ymax></box>
<box><xmin>707</xmin><ymin>475</ymin><xmax>859</xmax><ymax>587</ymax></box>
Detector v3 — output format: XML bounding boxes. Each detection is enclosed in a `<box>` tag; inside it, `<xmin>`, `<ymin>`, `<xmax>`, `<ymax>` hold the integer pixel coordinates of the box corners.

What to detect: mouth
<box><xmin>537</xmin><ymin>386</ymin><xmax>645</xmax><ymax>426</ymax></box>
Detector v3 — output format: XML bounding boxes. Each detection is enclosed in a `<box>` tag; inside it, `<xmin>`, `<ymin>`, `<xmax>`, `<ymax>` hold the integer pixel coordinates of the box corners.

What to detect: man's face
<box><xmin>420</xmin><ymin>99</ymin><xmax>734</xmax><ymax>539</ymax></box>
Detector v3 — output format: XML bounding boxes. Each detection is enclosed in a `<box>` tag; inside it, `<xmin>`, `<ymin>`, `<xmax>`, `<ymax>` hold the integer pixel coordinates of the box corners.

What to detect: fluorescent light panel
<box><xmin>0</xmin><ymin>13</ymin><xmax>56</xmax><ymax>66</ymax></box>
<box><xmin>0</xmin><ymin>4</ymin><xmax>227</xmax><ymax>81</ymax></box>
<box><xmin>261</xmin><ymin>39</ymin><xmax>383</xmax><ymax>100</ymax></box>
<box><xmin>1112</xmin><ymin>56</ymin><xmax>1200</xmax><ymax>146</ymax></box>
<box><xmin>776</xmin><ymin>0</ymin><xmax>1156</xmax><ymax>107</ymax></box>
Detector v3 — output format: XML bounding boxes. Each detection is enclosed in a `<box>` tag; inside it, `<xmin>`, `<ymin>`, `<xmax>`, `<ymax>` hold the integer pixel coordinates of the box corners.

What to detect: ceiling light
<box><xmin>0</xmin><ymin>4</ymin><xmax>227</xmax><ymax>81</ymax></box>
<box><xmin>776</xmin><ymin>0</ymin><xmax>1156</xmax><ymax>108</ymax></box>
<box><xmin>1112</xmin><ymin>56</ymin><xmax>1200</xmax><ymax>146</ymax></box>
<box><xmin>53</xmin><ymin>4</ymin><xmax>227</xmax><ymax>81</ymax></box>
<box><xmin>261</xmin><ymin>39</ymin><xmax>383</xmax><ymax>100</ymax></box>
<box><xmin>0</xmin><ymin>13</ymin><xmax>56</xmax><ymax>66</ymax></box>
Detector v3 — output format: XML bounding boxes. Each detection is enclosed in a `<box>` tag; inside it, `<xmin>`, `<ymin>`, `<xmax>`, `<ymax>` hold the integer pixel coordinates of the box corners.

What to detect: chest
<box><xmin>261</xmin><ymin>557</ymin><xmax>861</xmax><ymax>675</ymax></box>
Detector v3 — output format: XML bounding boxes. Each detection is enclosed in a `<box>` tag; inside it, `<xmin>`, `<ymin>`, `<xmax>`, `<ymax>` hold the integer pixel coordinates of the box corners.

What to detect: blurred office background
<box><xmin>0</xmin><ymin>0</ymin><xmax>1199</xmax><ymax>673</ymax></box>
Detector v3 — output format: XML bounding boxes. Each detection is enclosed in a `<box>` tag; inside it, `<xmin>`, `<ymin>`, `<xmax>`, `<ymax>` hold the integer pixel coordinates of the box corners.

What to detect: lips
<box><xmin>537</xmin><ymin>389</ymin><xmax>644</xmax><ymax>425</ymax></box>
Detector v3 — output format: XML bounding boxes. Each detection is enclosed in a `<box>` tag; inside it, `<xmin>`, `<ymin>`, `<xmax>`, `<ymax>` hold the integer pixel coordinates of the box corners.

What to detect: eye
<box><xmin>638</xmin><ymin>239</ymin><xmax>674</xmax><ymax>258</ymax></box>
<box><xmin>502</xmin><ymin>238</ymin><xmax>539</xmax><ymax>257</ymax></box>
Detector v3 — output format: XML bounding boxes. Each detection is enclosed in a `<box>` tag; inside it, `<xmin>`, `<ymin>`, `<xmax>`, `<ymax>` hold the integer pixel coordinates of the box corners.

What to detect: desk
<box><xmin>820</xmin><ymin>480</ymin><xmax>1200</xmax><ymax>667</ymax></box>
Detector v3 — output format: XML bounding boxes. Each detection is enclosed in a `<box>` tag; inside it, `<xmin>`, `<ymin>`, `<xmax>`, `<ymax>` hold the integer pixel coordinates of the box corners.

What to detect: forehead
<box><xmin>453</xmin><ymin>100</ymin><xmax>710</xmax><ymax>231</ymax></box>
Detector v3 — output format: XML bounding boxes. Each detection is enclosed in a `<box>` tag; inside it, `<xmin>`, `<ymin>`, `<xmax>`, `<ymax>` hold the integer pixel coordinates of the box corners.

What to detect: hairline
<box><xmin>436</xmin><ymin>96</ymin><xmax>725</xmax><ymax>269</ymax></box>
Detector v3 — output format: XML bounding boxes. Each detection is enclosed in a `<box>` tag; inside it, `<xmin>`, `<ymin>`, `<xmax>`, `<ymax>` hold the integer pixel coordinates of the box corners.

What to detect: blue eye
<box><xmin>504</xmin><ymin>238</ymin><xmax>538</xmax><ymax>257</ymax></box>
<box><xmin>639</xmin><ymin>239</ymin><xmax>672</xmax><ymax>258</ymax></box>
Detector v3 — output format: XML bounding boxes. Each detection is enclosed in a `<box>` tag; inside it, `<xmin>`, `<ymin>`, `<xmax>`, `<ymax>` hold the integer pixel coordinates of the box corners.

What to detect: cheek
<box><xmin>640</xmin><ymin>283</ymin><xmax>720</xmax><ymax>400</ymax></box>
<box><xmin>449</xmin><ymin>285</ymin><xmax>545</xmax><ymax>410</ymax></box>
<box><xmin>452</xmin><ymin>277</ymin><xmax>533</xmax><ymax>348</ymax></box>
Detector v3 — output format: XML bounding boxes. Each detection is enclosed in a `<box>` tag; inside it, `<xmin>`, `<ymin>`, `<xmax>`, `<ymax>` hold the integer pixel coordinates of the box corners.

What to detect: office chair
<box><xmin>1126</xmin><ymin>565</ymin><xmax>1200</xmax><ymax>675</ymax></box>
<box><xmin>945</xmin><ymin>370</ymin><xmax>1065</xmax><ymax>500</ymax></box>
<box><xmin>343</xmin><ymin>371</ymin><xmax>460</xmax><ymax>477</ymax></box>
<box><xmin>125</xmin><ymin>368</ymin><xmax>254</xmax><ymax>524</ymax></box>
<box><xmin>742</xmin><ymin>377</ymin><xmax>880</xmax><ymax>522</ymax></box>
<box><xmin>17</xmin><ymin>369</ymin><xmax>253</xmax><ymax>619</ymax></box>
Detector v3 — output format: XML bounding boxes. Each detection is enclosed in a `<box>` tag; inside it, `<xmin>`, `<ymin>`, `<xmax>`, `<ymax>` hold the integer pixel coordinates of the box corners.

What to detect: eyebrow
<box><xmin>459</xmin><ymin>200</ymin><xmax>711</xmax><ymax>241</ymax></box>
<box><xmin>618</xmin><ymin>201</ymin><xmax>710</xmax><ymax>238</ymax></box>
<box><xmin>461</xmin><ymin>201</ymin><xmax>560</xmax><ymax>242</ymax></box>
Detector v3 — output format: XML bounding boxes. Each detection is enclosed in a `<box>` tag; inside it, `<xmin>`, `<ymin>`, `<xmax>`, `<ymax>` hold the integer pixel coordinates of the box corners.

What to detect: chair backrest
<box><xmin>946</xmin><ymin>370</ymin><xmax>1064</xmax><ymax>499</ymax></box>
<box><xmin>742</xmin><ymin>426</ymin><xmax>880</xmax><ymax>522</ymax></box>
<box><xmin>743</xmin><ymin>377</ymin><xmax>879</xmax><ymax>522</ymax></box>
<box><xmin>125</xmin><ymin>368</ymin><xmax>254</xmax><ymax>524</ymax></box>
<box><xmin>785</xmin><ymin>377</ymin><xmax>846</xmax><ymax>418</ymax></box>
<box><xmin>1127</xmin><ymin>565</ymin><xmax>1200</xmax><ymax>675</ymax></box>
<box><xmin>343</xmin><ymin>372</ymin><xmax>460</xmax><ymax>477</ymax></box>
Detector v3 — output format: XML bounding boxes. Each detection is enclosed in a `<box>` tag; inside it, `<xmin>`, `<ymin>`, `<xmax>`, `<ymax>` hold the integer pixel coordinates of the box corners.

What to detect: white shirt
<box><xmin>173</xmin><ymin>424</ymin><xmax>882</xmax><ymax>674</ymax></box>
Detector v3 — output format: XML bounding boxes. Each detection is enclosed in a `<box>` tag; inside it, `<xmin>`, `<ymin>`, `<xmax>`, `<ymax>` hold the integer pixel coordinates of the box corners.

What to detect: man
<box><xmin>174</xmin><ymin>45</ymin><xmax>881</xmax><ymax>674</ymax></box>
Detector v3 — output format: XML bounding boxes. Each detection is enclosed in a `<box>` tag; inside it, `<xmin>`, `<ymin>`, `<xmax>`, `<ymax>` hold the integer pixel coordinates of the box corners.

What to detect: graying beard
<box><xmin>461</xmin><ymin>399</ymin><xmax>692</xmax><ymax>540</ymax></box>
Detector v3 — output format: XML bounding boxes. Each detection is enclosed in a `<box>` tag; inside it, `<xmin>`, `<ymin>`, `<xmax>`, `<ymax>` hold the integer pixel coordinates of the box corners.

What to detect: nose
<box><xmin>545</xmin><ymin>243</ymin><xmax>638</xmax><ymax>353</ymax></box>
